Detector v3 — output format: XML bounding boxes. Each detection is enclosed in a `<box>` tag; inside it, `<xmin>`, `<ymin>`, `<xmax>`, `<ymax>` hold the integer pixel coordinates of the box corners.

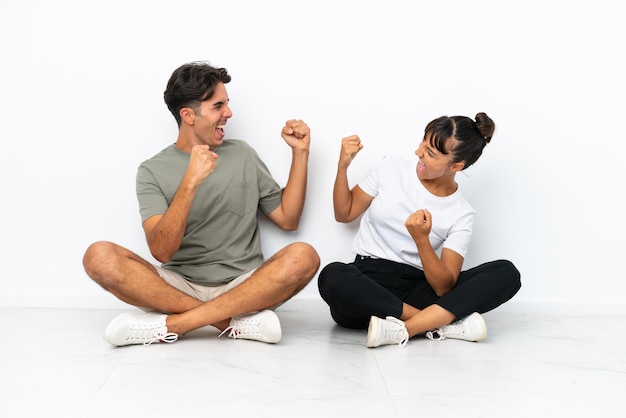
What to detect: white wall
<box><xmin>1</xmin><ymin>0</ymin><xmax>624</xmax><ymax>310</ymax></box>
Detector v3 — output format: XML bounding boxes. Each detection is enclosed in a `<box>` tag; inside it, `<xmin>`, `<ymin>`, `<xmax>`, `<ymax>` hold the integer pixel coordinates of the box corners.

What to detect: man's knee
<box><xmin>286</xmin><ymin>242</ymin><xmax>320</xmax><ymax>276</ymax></box>
<box><xmin>83</xmin><ymin>241</ymin><xmax>111</xmax><ymax>270</ymax></box>
<box><xmin>82</xmin><ymin>241</ymin><xmax>123</xmax><ymax>286</ymax></box>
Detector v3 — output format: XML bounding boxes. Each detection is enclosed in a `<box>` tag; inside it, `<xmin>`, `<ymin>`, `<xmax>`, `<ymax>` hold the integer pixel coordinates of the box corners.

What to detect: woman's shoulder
<box><xmin>377</xmin><ymin>154</ymin><xmax>412</xmax><ymax>168</ymax></box>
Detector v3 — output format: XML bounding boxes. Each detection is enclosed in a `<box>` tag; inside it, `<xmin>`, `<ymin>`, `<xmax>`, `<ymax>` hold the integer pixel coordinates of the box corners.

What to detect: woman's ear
<box><xmin>450</xmin><ymin>161</ymin><xmax>465</xmax><ymax>172</ymax></box>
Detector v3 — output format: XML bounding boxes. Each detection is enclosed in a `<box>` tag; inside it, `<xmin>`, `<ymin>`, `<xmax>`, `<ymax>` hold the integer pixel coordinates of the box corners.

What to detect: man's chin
<box><xmin>210</xmin><ymin>138</ymin><xmax>224</xmax><ymax>149</ymax></box>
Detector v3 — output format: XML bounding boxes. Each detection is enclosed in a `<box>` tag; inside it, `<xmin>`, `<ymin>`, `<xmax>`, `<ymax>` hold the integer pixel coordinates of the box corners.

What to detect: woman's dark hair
<box><xmin>163</xmin><ymin>61</ymin><xmax>232</xmax><ymax>127</ymax></box>
<box><xmin>424</xmin><ymin>112</ymin><xmax>495</xmax><ymax>170</ymax></box>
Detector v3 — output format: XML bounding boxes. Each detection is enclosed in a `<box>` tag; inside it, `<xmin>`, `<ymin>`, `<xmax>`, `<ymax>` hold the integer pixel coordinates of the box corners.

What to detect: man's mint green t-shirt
<box><xmin>136</xmin><ymin>140</ymin><xmax>283</xmax><ymax>286</ymax></box>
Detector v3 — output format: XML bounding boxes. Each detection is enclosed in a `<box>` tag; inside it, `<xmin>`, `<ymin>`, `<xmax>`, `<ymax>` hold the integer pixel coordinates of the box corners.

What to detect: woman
<box><xmin>318</xmin><ymin>113</ymin><xmax>521</xmax><ymax>348</ymax></box>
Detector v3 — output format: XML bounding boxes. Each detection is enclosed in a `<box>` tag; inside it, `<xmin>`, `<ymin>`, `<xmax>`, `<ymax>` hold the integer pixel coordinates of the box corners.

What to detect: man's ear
<box><xmin>180</xmin><ymin>107</ymin><xmax>195</xmax><ymax>125</ymax></box>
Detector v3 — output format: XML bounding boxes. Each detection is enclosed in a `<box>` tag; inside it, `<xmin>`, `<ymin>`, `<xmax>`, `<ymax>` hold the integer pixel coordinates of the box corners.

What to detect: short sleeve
<box><xmin>136</xmin><ymin>164</ymin><xmax>169</xmax><ymax>223</ymax></box>
<box><xmin>358</xmin><ymin>157</ymin><xmax>389</xmax><ymax>198</ymax></box>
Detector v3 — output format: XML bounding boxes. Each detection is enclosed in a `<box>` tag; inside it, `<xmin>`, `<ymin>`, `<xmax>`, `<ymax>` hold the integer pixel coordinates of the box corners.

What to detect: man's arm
<box><xmin>143</xmin><ymin>145</ymin><xmax>218</xmax><ymax>262</ymax></box>
<box><xmin>266</xmin><ymin>119</ymin><xmax>311</xmax><ymax>231</ymax></box>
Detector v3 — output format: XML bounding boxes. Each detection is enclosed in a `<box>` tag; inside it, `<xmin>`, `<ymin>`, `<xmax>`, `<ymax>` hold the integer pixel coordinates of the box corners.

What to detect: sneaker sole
<box><xmin>258</xmin><ymin>311</ymin><xmax>282</xmax><ymax>343</ymax></box>
<box><xmin>366</xmin><ymin>316</ymin><xmax>381</xmax><ymax>348</ymax></box>
<box><xmin>469</xmin><ymin>312</ymin><xmax>488</xmax><ymax>342</ymax></box>
<box><xmin>103</xmin><ymin>312</ymin><xmax>134</xmax><ymax>346</ymax></box>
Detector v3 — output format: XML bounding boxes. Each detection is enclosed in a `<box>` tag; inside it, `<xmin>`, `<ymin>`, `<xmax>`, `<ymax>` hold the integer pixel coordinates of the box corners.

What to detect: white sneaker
<box><xmin>366</xmin><ymin>316</ymin><xmax>409</xmax><ymax>348</ymax></box>
<box><xmin>219</xmin><ymin>310</ymin><xmax>282</xmax><ymax>343</ymax></box>
<box><xmin>426</xmin><ymin>312</ymin><xmax>487</xmax><ymax>342</ymax></box>
<box><xmin>104</xmin><ymin>312</ymin><xmax>178</xmax><ymax>346</ymax></box>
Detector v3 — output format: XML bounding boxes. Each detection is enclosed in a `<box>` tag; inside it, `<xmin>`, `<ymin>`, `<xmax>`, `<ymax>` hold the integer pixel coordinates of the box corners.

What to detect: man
<box><xmin>83</xmin><ymin>61</ymin><xmax>320</xmax><ymax>346</ymax></box>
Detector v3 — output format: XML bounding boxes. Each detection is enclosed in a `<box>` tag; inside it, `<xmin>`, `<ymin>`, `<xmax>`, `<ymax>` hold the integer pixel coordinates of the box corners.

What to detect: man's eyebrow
<box><xmin>210</xmin><ymin>98</ymin><xmax>229</xmax><ymax>108</ymax></box>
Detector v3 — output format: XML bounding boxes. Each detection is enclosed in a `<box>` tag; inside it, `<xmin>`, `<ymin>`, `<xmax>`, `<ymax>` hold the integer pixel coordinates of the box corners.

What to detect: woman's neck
<box><xmin>419</xmin><ymin>176</ymin><xmax>458</xmax><ymax>197</ymax></box>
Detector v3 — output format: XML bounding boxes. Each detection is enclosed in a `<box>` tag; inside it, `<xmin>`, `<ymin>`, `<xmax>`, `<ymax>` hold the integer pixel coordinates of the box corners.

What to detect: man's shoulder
<box><xmin>221</xmin><ymin>139</ymin><xmax>252</xmax><ymax>151</ymax></box>
<box><xmin>139</xmin><ymin>144</ymin><xmax>180</xmax><ymax>167</ymax></box>
<box><xmin>218</xmin><ymin>140</ymin><xmax>261</xmax><ymax>162</ymax></box>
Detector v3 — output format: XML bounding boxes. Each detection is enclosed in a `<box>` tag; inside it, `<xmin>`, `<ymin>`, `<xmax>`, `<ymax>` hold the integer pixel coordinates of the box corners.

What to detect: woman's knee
<box><xmin>495</xmin><ymin>259</ymin><xmax>522</xmax><ymax>294</ymax></box>
<box><xmin>318</xmin><ymin>262</ymin><xmax>349</xmax><ymax>294</ymax></box>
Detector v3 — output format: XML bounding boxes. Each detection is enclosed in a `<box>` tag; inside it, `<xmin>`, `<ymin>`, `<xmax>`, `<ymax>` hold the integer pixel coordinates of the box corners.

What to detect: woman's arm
<box><xmin>333</xmin><ymin>135</ymin><xmax>373</xmax><ymax>222</ymax></box>
<box><xmin>405</xmin><ymin>209</ymin><xmax>463</xmax><ymax>296</ymax></box>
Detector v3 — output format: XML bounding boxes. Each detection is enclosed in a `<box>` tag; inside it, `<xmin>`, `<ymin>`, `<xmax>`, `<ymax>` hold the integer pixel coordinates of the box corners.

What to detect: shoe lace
<box><xmin>425</xmin><ymin>328</ymin><xmax>445</xmax><ymax>341</ymax></box>
<box><xmin>384</xmin><ymin>318</ymin><xmax>409</xmax><ymax>347</ymax></box>
<box><xmin>218</xmin><ymin>326</ymin><xmax>237</xmax><ymax>339</ymax></box>
<box><xmin>218</xmin><ymin>318</ymin><xmax>262</xmax><ymax>340</ymax></box>
<box><xmin>149</xmin><ymin>332</ymin><xmax>178</xmax><ymax>346</ymax></box>
<box><xmin>426</xmin><ymin>320</ymin><xmax>464</xmax><ymax>341</ymax></box>
<box><xmin>128</xmin><ymin>326</ymin><xmax>178</xmax><ymax>346</ymax></box>
<box><xmin>395</xmin><ymin>330</ymin><xmax>409</xmax><ymax>348</ymax></box>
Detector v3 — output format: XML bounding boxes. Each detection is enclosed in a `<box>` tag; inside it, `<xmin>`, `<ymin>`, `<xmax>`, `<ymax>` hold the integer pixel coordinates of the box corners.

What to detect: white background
<box><xmin>1</xmin><ymin>0</ymin><xmax>624</xmax><ymax>310</ymax></box>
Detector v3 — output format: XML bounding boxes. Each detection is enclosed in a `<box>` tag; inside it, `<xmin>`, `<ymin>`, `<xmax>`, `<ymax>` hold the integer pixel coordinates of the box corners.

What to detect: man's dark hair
<box><xmin>163</xmin><ymin>61</ymin><xmax>232</xmax><ymax>127</ymax></box>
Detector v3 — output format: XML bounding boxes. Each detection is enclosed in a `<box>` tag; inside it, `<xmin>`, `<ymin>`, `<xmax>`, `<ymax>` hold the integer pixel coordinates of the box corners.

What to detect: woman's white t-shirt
<box><xmin>352</xmin><ymin>155</ymin><xmax>475</xmax><ymax>270</ymax></box>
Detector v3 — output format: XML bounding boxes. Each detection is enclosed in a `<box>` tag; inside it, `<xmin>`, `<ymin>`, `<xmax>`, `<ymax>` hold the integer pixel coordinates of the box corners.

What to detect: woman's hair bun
<box><xmin>475</xmin><ymin>112</ymin><xmax>495</xmax><ymax>143</ymax></box>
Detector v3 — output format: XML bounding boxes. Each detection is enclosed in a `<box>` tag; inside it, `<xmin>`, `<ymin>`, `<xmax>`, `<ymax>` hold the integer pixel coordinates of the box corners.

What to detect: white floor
<box><xmin>2</xmin><ymin>300</ymin><xmax>625</xmax><ymax>418</ymax></box>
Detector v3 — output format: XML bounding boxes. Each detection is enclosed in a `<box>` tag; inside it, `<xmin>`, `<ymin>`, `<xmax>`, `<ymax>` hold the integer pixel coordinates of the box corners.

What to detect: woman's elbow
<box><xmin>433</xmin><ymin>280</ymin><xmax>456</xmax><ymax>297</ymax></box>
<box><xmin>334</xmin><ymin>212</ymin><xmax>353</xmax><ymax>223</ymax></box>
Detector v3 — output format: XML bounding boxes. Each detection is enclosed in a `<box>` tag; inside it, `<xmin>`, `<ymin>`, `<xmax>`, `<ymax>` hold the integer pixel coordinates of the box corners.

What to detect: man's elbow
<box><xmin>279</xmin><ymin>220</ymin><xmax>300</xmax><ymax>231</ymax></box>
<box><xmin>150</xmin><ymin>247</ymin><xmax>172</xmax><ymax>264</ymax></box>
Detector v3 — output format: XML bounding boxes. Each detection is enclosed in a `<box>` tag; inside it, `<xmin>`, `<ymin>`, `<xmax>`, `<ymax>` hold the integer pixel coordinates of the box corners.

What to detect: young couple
<box><xmin>82</xmin><ymin>61</ymin><xmax>521</xmax><ymax>349</ymax></box>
